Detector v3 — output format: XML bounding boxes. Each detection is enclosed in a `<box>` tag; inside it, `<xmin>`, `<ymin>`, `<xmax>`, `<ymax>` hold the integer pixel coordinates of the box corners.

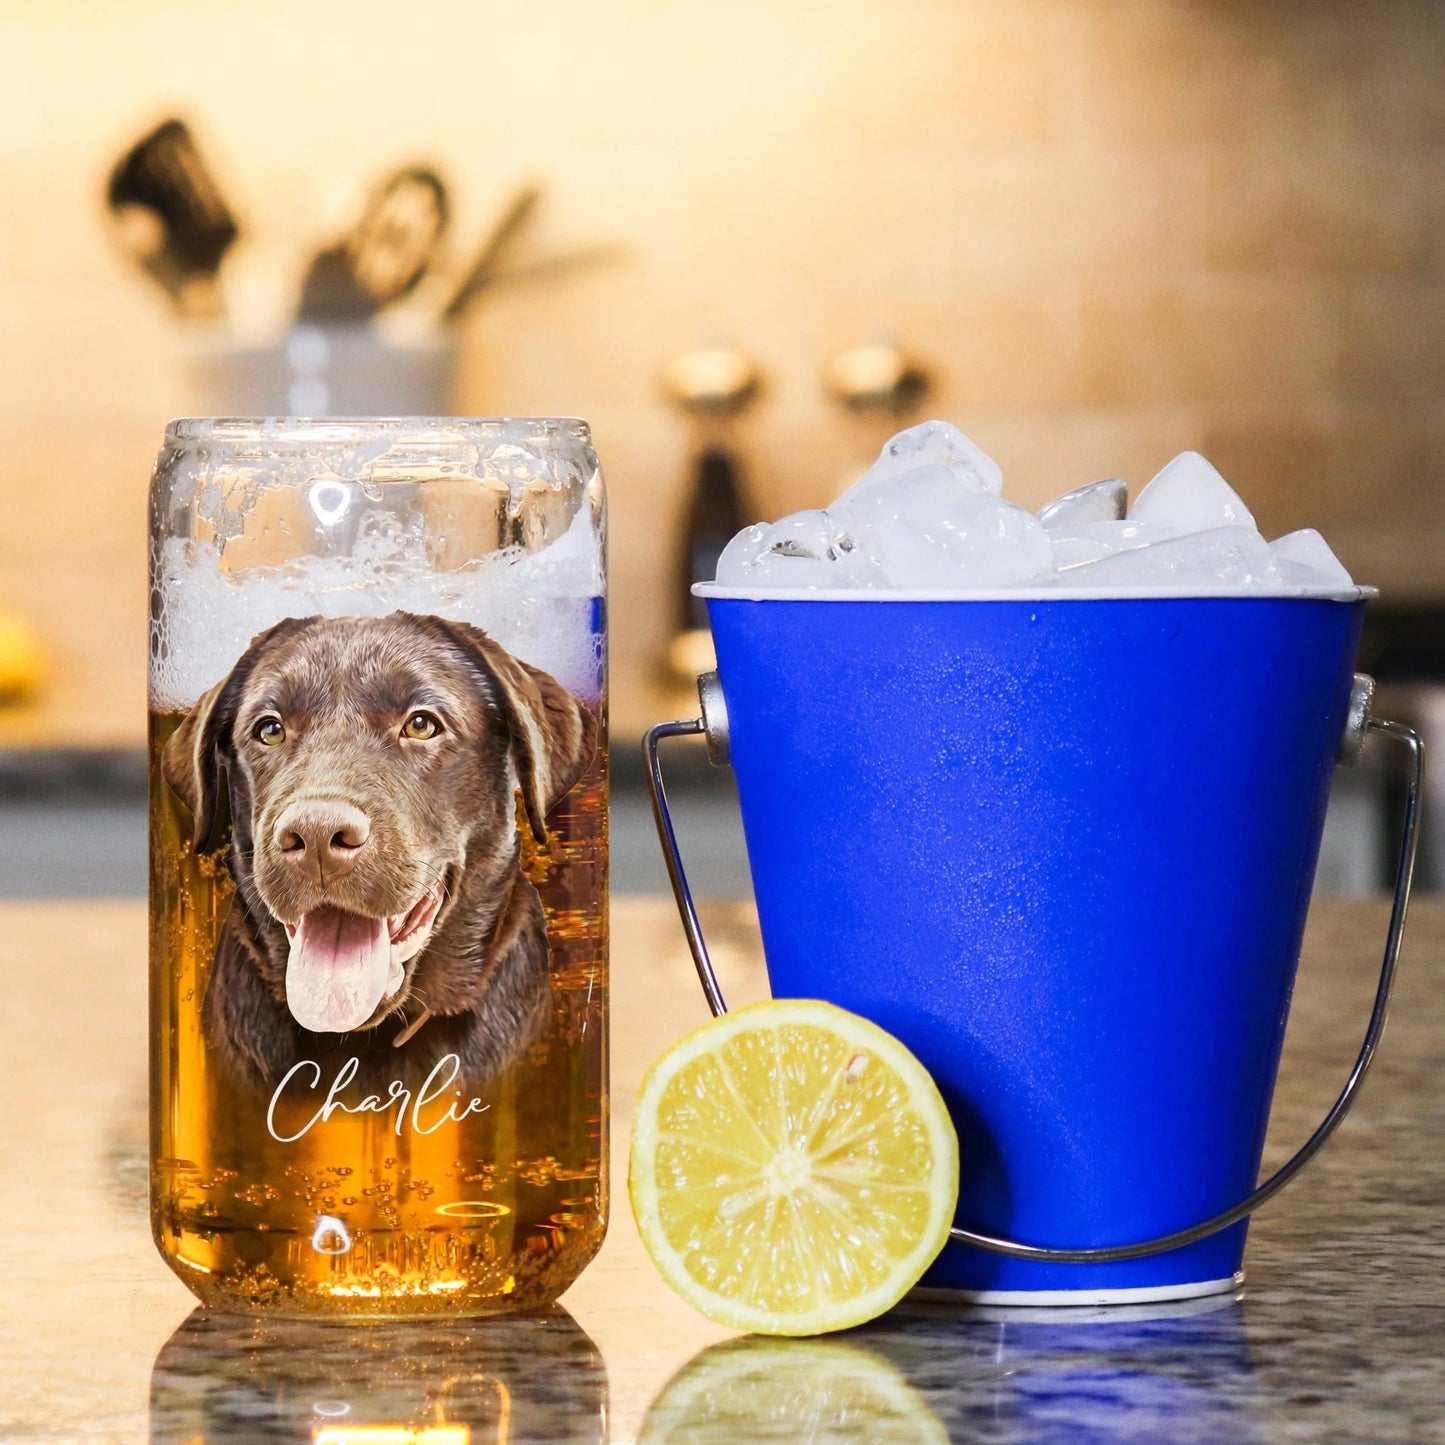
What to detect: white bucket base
<box><xmin>910</xmin><ymin>1270</ymin><xmax>1244</xmax><ymax>1309</ymax></box>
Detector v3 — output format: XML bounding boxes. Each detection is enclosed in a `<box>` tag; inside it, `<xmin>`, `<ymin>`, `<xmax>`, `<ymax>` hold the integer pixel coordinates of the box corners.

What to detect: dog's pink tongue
<box><xmin>285</xmin><ymin>907</ymin><xmax>391</xmax><ymax>1033</ymax></box>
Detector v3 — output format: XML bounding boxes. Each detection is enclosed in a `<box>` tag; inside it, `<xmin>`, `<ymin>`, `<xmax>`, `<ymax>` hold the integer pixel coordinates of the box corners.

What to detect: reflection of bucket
<box><xmin>703</xmin><ymin>594</ymin><xmax>1365</xmax><ymax>1303</ymax></box>
<box><xmin>643</xmin><ymin>1294</ymin><xmax>1260</xmax><ymax>1444</ymax></box>
<box><xmin>857</xmin><ymin>1294</ymin><xmax>1262</xmax><ymax>1439</ymax></box>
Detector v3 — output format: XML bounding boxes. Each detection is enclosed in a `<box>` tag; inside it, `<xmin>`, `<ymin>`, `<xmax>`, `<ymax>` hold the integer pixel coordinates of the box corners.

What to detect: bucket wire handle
<box><xmin>643</xmin><ymin>670</ymin><xmax>1423</xmax><ymax>1264</ymax></box>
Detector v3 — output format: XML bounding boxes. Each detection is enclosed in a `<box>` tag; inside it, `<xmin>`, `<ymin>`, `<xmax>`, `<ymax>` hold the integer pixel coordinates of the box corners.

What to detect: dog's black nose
<box><xmin>274</xmin><ymin>801</ymin><xmax>372</xmax><ymax>883</ymax></box>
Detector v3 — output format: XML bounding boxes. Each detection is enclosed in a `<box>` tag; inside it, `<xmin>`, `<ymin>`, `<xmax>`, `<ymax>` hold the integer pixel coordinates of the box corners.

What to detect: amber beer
<box><xmin>150</xmin><ymin>717</ymin><xmax>607</xmax><ymax>1314</ymax></box>
<box><xmin>148</xmin><ymin>418</ymin><xmax>608</xmax><ymax>1316</ymax></box>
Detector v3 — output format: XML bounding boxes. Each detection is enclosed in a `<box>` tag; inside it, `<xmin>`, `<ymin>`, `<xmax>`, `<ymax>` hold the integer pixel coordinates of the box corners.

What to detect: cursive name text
<box><xmin>267</xmin><ymin>1053</ymin><xmax>489</xmax><ymax>1142</ymax></box>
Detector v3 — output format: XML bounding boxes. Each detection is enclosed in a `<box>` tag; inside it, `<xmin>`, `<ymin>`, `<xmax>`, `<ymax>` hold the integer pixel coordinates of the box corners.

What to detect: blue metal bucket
<box><xmin>646</xmin><ymin>592</ymin><xmax>1422</xmax><ymax>1306</ymax></box>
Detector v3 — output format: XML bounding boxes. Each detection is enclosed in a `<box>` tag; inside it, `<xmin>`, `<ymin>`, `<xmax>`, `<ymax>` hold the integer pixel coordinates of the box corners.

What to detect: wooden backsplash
<box><xmin>1</xmin><ymin>0</ymin><xmax>1443</xmax><ymax>747</ymax></box>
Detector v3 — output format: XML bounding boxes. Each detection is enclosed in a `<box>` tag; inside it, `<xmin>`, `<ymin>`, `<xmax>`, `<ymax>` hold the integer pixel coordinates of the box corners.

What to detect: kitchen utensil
<box><xmin>824</xmin><ymin>341</ymin><xmax>931</xmax><ymax>415</ymax></box>
<box><xmin>440</xmin><ymin>184</ymin><xmax>543</xmax><ymax>321</ymax></box>
<box><xmin>662</xmin><ymin>345</ymin><xmax>761</xmax><ymax>418</ymax></box>
<box><xmin>670</xmin><ymin>446</ymin><xmax>751</xmax><ymax>681</ymax></box>
<box><xmin>457</xmin><ymin>243</ymin><xmax>625</xmax><ymax>299</ymax></box>
<box><xmin>297</xmin><ymin>166</ymin><xmax>449</xmax><ymax>322</ymax></box>
<box><xmin>646</xmin><ymin>595</ymin><xmax>1420</xmax><ymax>1304</ymax></box>
<box><xmin>183</xmin><ymin>327</ymin><xmax>457</xmax><ymax>418</ymax></box>
<box><xmin>106</xmin><ymin>118</ymin><xmax>238</xmax><ymax>319</ymax></box>
<box><xmin>661</xmin><ymin>345</ymin><xmax>762</xmax><ymax>680</ymax></box>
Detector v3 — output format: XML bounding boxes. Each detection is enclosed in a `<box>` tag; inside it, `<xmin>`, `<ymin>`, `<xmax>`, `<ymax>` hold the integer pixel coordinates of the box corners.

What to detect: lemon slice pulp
<box><xmin>629</xmin><ymin>998</ymin><xmax>959</xmax><ymax>1336</ymax></box>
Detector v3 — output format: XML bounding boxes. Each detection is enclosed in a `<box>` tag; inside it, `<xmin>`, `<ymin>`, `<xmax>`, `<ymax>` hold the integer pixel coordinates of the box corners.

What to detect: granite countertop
<box><xmin>3</xmin><ymin>896</ymin><xmax>1443</xmax><ymax>1443</ymax></box>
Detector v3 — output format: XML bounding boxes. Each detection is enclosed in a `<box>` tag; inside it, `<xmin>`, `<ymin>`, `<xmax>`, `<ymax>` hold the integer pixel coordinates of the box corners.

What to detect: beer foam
<box><xmin>151</xmin><ymin>502</ymin><xmax>604</xmax><ymax>711</ymax></box>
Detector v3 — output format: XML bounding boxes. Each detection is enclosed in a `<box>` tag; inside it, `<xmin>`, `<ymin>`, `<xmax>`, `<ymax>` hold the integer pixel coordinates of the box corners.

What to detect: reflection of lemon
<box><xmin>0</xmin><ymin>608</ymin><xmax>45</xmax><ymax>702</ymax></box>
<box><xmin>629</xmin><ymin>999</ymin><xmax>958</xmax><ymax>1337</ymax></box>
<box><xmin>640</xmin><ymin>1336</ymin><xmax>948</xmax><ymax>1445</ymax></box>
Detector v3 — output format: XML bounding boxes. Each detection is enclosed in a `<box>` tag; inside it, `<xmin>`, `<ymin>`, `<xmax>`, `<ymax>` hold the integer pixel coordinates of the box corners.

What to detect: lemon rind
<box><xmin>629</xmin><ymin>998</ymin><xmax>960</xmax><ymax>1337</ymax></box>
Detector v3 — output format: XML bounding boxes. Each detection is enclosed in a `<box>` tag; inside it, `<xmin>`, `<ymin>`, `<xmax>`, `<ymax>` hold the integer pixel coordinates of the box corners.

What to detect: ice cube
<box><xmin>732</xmin><ymin>548</ymin><xmax>884</xmax><ymax>590</ymax></box>
<box><xmin>715</xmin><ymin>523</ymin><xmax>772</xmax><ymax>585</ymax></box>
<box><xmin>712</xmin><ymin>426</ymin><xmax>1342</xmax><ymax>598</ymax></box>
<box><xmin>767</xmin><ymin>509</ymin><xmax>842</xmax><ymax>559</ymax></box>
<box><xmin>836</xmin><ymin>420</ymin><xmax>1004</xmax><ymax>507</ymax></box>
<box><xmin>1049</xmin><ymin>519</ymin><xmax>1157</xmax><ymax>571</ymax></box>
<box><xmin>833</xmin><ymin>462</ymin><xmax>956</xmax><ymax>529</ymax></box>
<box><xmin>1129</xmin><ymin>453</ymin><xmax>1256</xmax><ymax>539</ymax></box>
<box><xmin>1050</xmin><ymin>534</ymin><xmax>1114</xmax><ymax>569</ymax></box>
<box><xmin>732</xmin><ymin>552</ymin><xmax>844</xmax><ymax>589</ymax></box>
<box><xmin>1269</xmin><ymin>529</ymin><xmax>1354</xmax><ymax>589</ymax></box>
<box><xmin>715</xmin><ymin>513</ymin><xmax>885</xmax><ymax>589</ymax></box>
<box><xmin>1059</xmin><ymin>526</ymin><xmax>1280</xmax><ymax>589</ymax></box>
<box><xmin>1038</xmin><ymin>478</ymin><xmax>1127</xmax><ymax>535</ymax></box>
<box><xmin>840</xmin><ymin>464</ymin><xmax>1052</xmax><ymax>588</ymax></box>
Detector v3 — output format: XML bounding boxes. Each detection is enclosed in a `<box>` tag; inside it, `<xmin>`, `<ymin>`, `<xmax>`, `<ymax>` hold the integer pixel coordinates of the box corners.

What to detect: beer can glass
<box><xmin>148</xmin><ymin>418</ymin><xmax>607</xmax><ymax>1316</ymax></box>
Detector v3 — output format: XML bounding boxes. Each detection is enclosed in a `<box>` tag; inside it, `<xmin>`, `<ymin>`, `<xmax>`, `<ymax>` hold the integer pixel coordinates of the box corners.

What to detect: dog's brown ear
<box><xmin>426</xmin><ymin>617</ymin><xmax>599</xmax><ymax>842</ymax></box>
<box><xmin>160</xmin><ymin>617</ymin><xmax>317</xmax><ymax>853</ymax></box>
<box><xmin>161</xmin><ymin>674</ymin><xmax>232</xmax><ymax>853</ymax></box>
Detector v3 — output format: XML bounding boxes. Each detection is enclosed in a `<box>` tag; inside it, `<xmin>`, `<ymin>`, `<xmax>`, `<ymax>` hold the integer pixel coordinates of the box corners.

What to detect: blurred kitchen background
<box><xmin>1</xmin><ymin>0</ymin><xmax>1442</xmax><ymax>898</ymax></box>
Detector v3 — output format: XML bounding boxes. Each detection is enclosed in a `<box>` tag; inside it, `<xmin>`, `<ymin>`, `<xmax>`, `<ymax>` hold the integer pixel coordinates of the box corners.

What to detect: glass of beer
<box><xmin>148</xmin><ymin>418</ymin><xmax>607</xmax><ymax>1316</ymax></box>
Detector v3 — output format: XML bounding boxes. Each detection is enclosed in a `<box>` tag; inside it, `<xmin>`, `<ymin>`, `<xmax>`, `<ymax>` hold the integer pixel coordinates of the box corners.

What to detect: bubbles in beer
<box><xmin>310</xmin><ymin>1216</ymin><xmax>353</xmax><ymax>1255</ymax></box>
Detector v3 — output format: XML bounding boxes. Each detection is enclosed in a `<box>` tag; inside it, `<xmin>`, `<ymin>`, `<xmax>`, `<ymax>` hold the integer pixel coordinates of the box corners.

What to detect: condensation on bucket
<box><xmin>148</xmin><ymin>418</ymin><xmax>606</xmax><ymax>709</ymax></box>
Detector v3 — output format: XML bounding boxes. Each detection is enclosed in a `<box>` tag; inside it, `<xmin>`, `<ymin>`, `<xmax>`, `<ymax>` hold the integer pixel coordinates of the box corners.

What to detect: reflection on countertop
<box><xmin>3</xmin><ymin>898</ymin><xmax>1445</xmax><ymax>1442</ymax></box>
<box><xmin>641</xmin><ymin>1294</ymin><xmax>1261</xmax><ymax>1442</ymax></box>
<box><xmin>150</xmin><ymin>1307</ymin><xmax>607</xmax><ymax>1444</ymax></box>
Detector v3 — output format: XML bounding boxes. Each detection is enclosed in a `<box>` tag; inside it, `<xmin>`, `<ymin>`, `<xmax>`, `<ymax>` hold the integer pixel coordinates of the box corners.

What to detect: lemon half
<box><xmin>629</xmin><ymin>999</ymin><xmax>959</xmax><ymax>1336</ymax></box>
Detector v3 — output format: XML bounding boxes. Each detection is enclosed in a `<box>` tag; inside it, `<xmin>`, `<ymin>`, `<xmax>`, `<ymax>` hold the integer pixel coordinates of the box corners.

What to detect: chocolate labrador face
<box><xmin>162</xmin><ymin>611</ymin><xmax>597</xmax><ymax>1092</ymax></box>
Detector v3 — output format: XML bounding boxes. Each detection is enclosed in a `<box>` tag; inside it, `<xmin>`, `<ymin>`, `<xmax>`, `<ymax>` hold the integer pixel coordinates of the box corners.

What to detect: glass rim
<box><xmin>164</xmin><ymin>416</ymin><xmax>592</xmax><ymax>446</ymax></box>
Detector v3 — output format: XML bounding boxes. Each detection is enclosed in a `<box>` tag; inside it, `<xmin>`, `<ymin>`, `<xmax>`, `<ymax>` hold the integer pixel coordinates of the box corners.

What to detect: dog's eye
<box><xmin>254</xmin><ymin>717</ymin><xmax>285</xmax><ymax>746</ymax></box>
<box><xmin>402</xmin><ymin>711</ymin><xmax>442</xmax><ymax>741</ymax></box>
